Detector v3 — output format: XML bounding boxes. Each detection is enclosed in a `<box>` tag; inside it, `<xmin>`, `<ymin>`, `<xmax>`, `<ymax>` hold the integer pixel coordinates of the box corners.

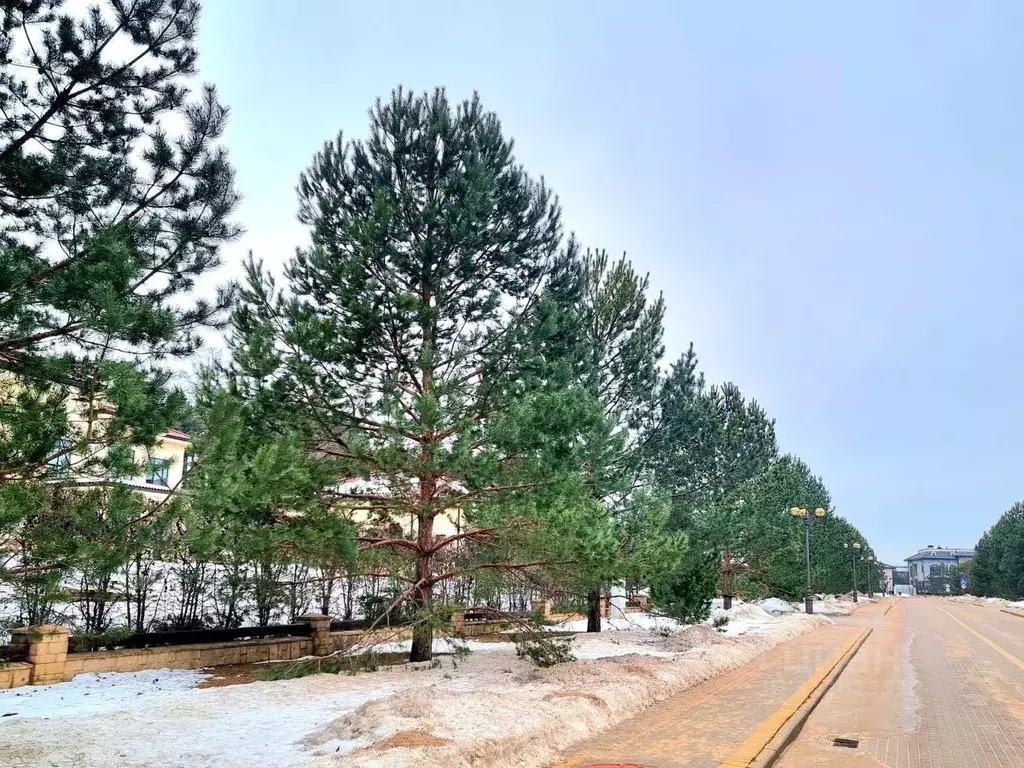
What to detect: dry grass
<box><xmin>542</xmin><ymin>691</ymin><xmax>609</xmax><ymax>709</ymax></box>
<box><xmin>369</xmin><ymin>729</ymin><xmax>452</xmax><ymax>750</ymax></box>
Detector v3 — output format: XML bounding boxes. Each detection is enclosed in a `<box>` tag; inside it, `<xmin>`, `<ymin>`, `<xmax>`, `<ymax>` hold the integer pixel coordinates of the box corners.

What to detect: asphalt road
<box><xmin>776</xmin><ymin>597</ymin><xmax>1024</xmax><ymax>767</ymax></box>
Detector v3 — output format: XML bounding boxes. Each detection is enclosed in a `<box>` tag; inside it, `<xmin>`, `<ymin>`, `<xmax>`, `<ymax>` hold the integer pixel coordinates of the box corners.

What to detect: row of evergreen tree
<box><xmin>970</xmin><ymin>502</ymin><xmax>1024</xmax><ymax>599</ymax></box>
<box><xmin>0</xmin><ymin>2</ymin><xmax>878</xmax><ymax>660</ymax></box>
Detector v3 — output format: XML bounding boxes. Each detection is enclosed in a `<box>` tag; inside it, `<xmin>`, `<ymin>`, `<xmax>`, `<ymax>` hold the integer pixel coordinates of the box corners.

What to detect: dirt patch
<box><xmin>656</xmin><ymin>625</ymin><xmax>728</xmax><ymax>652</ymax></box>
<box><xmin>615</xmin><ymin>662</ymin><xmax>658</xmax><ymax>678</ymax></box>
<box><xmin>371</xmin><ymin>728</ymin><xmax>452</xmax><ymax>750</ymax></box>
<box><xmin>196</xmin><ymin>664</ymin><xmax>257</xmax><ymax>688</ymax></box>
<box><xmin>543</xmin><ymin>691</ymin><xmax>608</xmax><ymax>710</ymax></box>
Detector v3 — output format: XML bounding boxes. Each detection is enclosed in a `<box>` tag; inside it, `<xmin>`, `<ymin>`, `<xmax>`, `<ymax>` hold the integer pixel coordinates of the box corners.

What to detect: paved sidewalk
<box><xmin>551</xmin><ymin>609</ymin><xmax>876</xmax><ymax>768</ymax></box>
<box><xmin>775</xmin><ymin>598</ymin><xmax>1024</xmax><ymax>767</ymax></box>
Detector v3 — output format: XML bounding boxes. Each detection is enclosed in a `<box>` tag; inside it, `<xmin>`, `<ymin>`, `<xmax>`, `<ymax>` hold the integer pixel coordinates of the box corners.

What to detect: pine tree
<box><xmin>526</xmin><ymin>247</ymin><xmax>677</xmax><ymax>631</ymax></box>
<box><xmin>232</xmin><ymin>88</ymin><xmax>601</xmax><ymax>661</ymax></box>
<box><xmin>644</xmin><ymin>353</ymin><xmax>779</xmax><ymax>607</ymax></box>
<box><xmin>970</xmin><ymin>502</ymin><xmax>1024</xmax><ymax>599</ymax></box>
<box><xmin>0</xmin><ymin>1</ymin><xmax>239</xmax><ymax>483</ymax></box>
<box><xmin>649</xmin><ymin>362</ymin><xmax>778</xmax><ymax>527</ymax></box>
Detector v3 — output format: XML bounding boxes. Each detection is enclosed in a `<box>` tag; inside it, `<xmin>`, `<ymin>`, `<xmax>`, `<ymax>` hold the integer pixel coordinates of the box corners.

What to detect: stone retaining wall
<box><xmin>65</xmin><ymin>635</ymin><xmax>314</xmax><ymax>678</ymax></box>
<box><xmin>0</xmin><ymin>617</ymin><xmax>413</xmax><ymax>691</ymax></box>
<box><xmin>0</xmin><ymin>661</ymin><xmax>31</xmax><ymax>690</ymax></box>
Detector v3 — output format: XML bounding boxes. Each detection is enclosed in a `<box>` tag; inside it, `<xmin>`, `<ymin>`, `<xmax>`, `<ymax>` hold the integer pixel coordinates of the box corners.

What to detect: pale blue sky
<box><xmin>197</xmin><ymin>1</ymin><xmax>1024</xmax><ymax>565</ymax></box>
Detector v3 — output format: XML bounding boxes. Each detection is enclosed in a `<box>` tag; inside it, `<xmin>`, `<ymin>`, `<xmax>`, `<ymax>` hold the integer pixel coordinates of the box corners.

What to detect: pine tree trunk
<box><xmin>409</xmin><ymin>489</ymin><xmax>436</xmax><ymax>662</ymax></box>
<box><xmin>723</xmin><ymin>594</ymin><xmax>732</xmax><ymax>610</ymax></box>
<box><xmin>586</xmin><ymin>589</ymin><xmax>602</xmax><ymax>633</ymax></box>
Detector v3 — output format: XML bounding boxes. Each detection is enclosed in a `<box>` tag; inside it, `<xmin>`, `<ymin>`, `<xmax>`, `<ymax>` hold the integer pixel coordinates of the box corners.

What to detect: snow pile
<box><xmin>653</xmin><ymin>624</ymin><xmax>725</xmax><ymax>652</ymax></box>
<box><xmin>546</xmin><ymin>612</ymin><xmax>684</xmax><ymax>634</ymax></box>
<box><xmin>808</xmin><ymin>596</ymin><xmax>858</xmax><ymax>616</ymax></box>
<box><xmin>710</xmin><ymin>603</ymin><xmax>779</xmax><ymax>636</ymax></box>
<box><xmin>571</xmin><ymin>632</ymin><xmax>678</xmax><ymax>660</ymax></box>
<box><xmin>948</xmin><ymin>595</ymin><xmax>987</xmax><ymax>606</ymax></box>
<box><xmin>757</xmin><ymin>597</ymin><xmax>795</xmax><ymax>614</ymax></box>
<box><xmin>301</xmin><ymin>612</ymin><xmax>829</xmax><ymax>768</ymax></box>
<box><xmin>946</xmin><ymin>595</ymin><xmax>1009</xmax><ymax>608</ymax></box>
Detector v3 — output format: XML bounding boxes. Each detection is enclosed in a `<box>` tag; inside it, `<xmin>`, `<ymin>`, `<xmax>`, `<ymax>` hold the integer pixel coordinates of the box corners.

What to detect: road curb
<box><xmin>752</xmin><ymin>628</ymin><xmax>873</xmax><ymax>767</ymax></box>
<box><xmin>717</xmin><ymin>627</ymin><xmax>872</xmax><ymax>768</ymax></box>
<box><xmin>1000</xmin><ymin>607</ymin><xmax>1024</xmax><ymax>620</ymax></box>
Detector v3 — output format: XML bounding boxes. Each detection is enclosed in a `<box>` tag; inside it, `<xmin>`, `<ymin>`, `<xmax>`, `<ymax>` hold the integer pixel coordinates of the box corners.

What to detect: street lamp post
<box><xmin>864</xmin><ymin>556</ymin><xmax>875</xmax><ymax>598</ymax></box>
<box><xmin>790</xmin><ymin>506</ymin><xmax>826</xmax><ymax>614</ymax></box>
<box><xmin>844</xmin><ymin>542</ymin><xmax>862</xmax><ymax>601</ymax></box>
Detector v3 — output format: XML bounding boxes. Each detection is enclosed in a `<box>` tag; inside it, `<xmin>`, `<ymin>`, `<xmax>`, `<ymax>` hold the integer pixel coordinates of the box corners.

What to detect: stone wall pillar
<box><xmin>531</xmin><ymin>599</ymin><xmax>552</xmax><ymax>619</ymax></box>
<box><xmin>451</xmin><ymin>609</ymin><xmax>466</xmax><ymax>634</ymax></box>
<box><xmin>11</xmin><ymin>625</ymin><xmax>69</xmax><ymax>685</ymax></box>
<box><xmin>297</xmin><ymin>614</ymin><xmax>333</xmax><ymax>656</ymax></box>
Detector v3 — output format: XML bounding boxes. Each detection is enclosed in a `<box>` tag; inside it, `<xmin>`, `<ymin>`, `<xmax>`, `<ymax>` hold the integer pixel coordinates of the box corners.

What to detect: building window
<box><xmin>146</xmin><ymin>458</ymin><xmax>171</xmax><ymax>487</ymax></box>
<box><xmin>47</xmin><ymin>438</ymin><xmax>73</xmax><ymax>474</ymax></box>
<box><xmin>183</xmin><ymin>450</ymin><xmax>197</xmax><ymax>475</ymax></box>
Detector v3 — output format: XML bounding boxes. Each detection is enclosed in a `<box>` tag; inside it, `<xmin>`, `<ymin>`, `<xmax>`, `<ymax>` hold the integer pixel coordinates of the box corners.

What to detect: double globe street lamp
<box><xmin>790</xmin><ymin>506</ymin><xmax>826</xmax><ymax>614</ymax></box>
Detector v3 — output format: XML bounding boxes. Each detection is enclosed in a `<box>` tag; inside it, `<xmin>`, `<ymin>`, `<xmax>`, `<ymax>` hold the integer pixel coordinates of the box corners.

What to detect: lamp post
<box><xmin>864</xmin><ymin>555</ymin><xmax>875</xmax><ymax>598</ymax></box>
<box><xmin>843</xmin><ymin>542</ymin><xmax>862</xmax><ymax>601</ymax></box>
<box><xmin>790</xmin><ymin>506</ymin><xmax>826</xmax><ymax>614</ymax></box>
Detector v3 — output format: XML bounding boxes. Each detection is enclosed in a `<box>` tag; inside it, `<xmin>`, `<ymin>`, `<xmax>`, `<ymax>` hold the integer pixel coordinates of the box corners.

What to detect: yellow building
<box><xmin>334</xmin><ymin>476</ymin><xmax>464</xmax><ymax>538</ymax></box>
<box><xmin>42</xmin><ymin>393</ymin><xmax>194</xmax><ymax>502</ymax></box>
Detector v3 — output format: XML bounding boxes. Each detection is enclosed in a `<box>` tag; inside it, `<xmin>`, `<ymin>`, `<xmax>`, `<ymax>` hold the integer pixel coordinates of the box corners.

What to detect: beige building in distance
<box><xmin>43</xmin><ymin>393</ymin><xmax>194</xmax><ymax>502</ymax></box>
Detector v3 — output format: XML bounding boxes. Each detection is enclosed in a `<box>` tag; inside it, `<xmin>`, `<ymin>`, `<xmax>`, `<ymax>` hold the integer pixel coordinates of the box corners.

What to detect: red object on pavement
<box><xmin>583</xmin><ymin>764</ymin><xmax>649</xmax><ymax>768</ymax></box>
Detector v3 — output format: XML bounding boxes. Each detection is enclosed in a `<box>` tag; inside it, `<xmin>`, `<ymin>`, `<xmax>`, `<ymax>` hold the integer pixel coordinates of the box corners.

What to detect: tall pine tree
<box><xmin>232</xmin><ymin>88</ymin><xmax>603</xmax><ymax>661</ymax></box>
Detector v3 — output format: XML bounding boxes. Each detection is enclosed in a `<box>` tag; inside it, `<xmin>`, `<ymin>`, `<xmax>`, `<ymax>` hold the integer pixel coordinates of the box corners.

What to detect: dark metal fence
<box><xmin>329</xmin><ymin>618</ymin><xmax>376</xmax><ymax>632</ymax></box>
<box><xmin>0</xmin><ymin>643</ymin><xmax>25</xmax><ymax>662</ymax></box>
<box><xmin>329</xmin><ymin>617</ymin><xmax>414</xmax><ymax>631</ymax></box>
<box><xmin>68</xmin><ymin>623</ymin><xmax>313</xmax><ymax>653</ymax></box>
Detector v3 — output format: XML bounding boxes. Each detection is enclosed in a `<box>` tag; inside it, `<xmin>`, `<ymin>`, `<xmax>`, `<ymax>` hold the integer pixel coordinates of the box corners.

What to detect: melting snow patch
<box><xmin>758</xmin><ymin>598</ymin><xmax>795</xmax><ymax>614</ymax></box>
<box><xmin>0</xmin><ymin>668</ymin><xmax>206</xmax><ymax>720</ymax></box>
<box><xmin>0</xmin><ymin>670</ymin><xmax>394</xmax><ymax>767</ymax></box>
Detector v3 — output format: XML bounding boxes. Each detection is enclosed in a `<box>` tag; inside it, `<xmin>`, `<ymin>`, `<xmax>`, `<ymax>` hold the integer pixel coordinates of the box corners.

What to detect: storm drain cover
<box><xmin>833</xmin><ymin>737</ymin><xmax>860</xmax><ymax>749</ymax></box>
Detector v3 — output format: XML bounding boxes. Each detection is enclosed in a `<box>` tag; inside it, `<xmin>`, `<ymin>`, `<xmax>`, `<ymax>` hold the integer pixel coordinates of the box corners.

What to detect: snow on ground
<box><xmin>0</xmin><ymin>607</ymin><xmax>833</xmax><ymax>767</ymax></box>
<box><xmin>304</xmin><ymin>611</ymin><xmax>831</xmax><ymax>768</ymax></box>
<box><xmin>0</xmin><ymin>669</ymin><xmax>205</xmax><ymax>719</ymax></box>
<box><xmin>0</xmin><ymin>669</ymin><xmax>396</xmax><ymax>767</ymax></box>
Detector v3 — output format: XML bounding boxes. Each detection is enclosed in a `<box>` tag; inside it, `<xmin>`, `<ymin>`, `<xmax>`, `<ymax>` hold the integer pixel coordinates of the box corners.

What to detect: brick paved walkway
<box><xmin>776</xmin><ymin>599</ymin><xmax>1024</xmax><ymax>767</ymax></box>
<box><xmin>551</xmin><ymin>619</ymin><xmax>864</xmax><ymax>768</ymax></box>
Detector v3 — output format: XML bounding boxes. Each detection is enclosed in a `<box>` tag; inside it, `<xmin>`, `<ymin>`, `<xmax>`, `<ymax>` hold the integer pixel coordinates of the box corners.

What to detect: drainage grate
<box><xmin>833</xmin><ymin>737</ymin><xmax>860</xmax><ymax>749</ymax></box>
